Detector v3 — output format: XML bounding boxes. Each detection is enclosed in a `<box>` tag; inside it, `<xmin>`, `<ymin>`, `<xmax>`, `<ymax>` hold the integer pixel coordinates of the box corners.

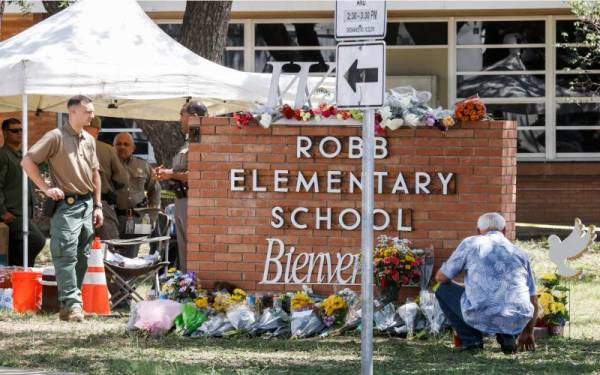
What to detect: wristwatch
<box><xmin>94</xmin><ymin>202</ymin><xmax>103</xmax><ymax>210</ymax></box>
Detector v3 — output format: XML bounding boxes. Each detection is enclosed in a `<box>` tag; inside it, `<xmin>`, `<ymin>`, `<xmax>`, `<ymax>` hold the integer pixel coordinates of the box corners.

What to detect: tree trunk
<box><xmin>42</xmin><ymin>1</ymin><xmax>69</xmax><ymax>16</ymax></box>
<box><xmin>136</xmin><ymin>120</ymin><xmax>184</xmax><ymax>167</ymax></box>
<box><xmin>180</xmin><ymin>1</ymin><xmax>232</xmax><ymax>64</ymax></box>
<box><xmin>137</xmin><ymin>1</ymin><xmax>232</xmax><ymax>165</ymax></box>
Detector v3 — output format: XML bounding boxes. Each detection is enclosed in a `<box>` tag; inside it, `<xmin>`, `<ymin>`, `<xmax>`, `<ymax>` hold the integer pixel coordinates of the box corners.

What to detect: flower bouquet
<box><xmin>538</xmin><ymin>273</ymin><xmax>569</xmax><ymax>335</ymax></box>
<box><xmin>290</xmin><ymin>290</ymin><xmax>325</xmax><ymax>338</ymax></box>
<box><xmin>374</xmin><ymin>236</ymin><xmax>424</xmax><ymax>302</ymax></box>
<box><xmin>320</xmin><ymin>294</ymin><xmax>348</xmax><ymax>328</ymax></box>
<box><xmin>454</xmin><ymin>95</ymin><xmax>487</xmax><ymax>122</ymax></box>
<box><xmin>159</xmin><ymin>268</ymin><xmax>204</xmax><ymax>302</ymax></box>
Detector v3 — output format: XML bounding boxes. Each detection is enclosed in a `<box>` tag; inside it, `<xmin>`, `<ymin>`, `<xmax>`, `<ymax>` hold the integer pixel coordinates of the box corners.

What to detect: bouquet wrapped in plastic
<box><xmin>175</xmin><ymin>303</ymin><xmax>208</xmax><ymax>336</ymax></box>
<box><xmin>374</xmin><ymin>302</ymin><xmax>403</xmax><ymax>333</ymax></box>
<box><xmin>129</xmin><ymin>300</ymin><xmax>182</xmax><ymax>337</ymax></box>
<box><xmin>290</xmin><ymin>309</ymin><xmax>325</xmax><ymax>338</ymax></box>
<box><xmin>194</xmin><ymin>314</ymin><xmax>234</xmax><ymax>337</ymax></box>
<box><xmin>290</xmin><ymin>291</ymin><xmax>324</xmax><ymax>338</ymax></box>
<box><xmin>251</xmin><ymin>307</ymin><xmax>291</xmax><ymax>337</ymax></box>
<box><xmin>159</xmin><ymin>268</ymin><xmax>204</xmax><ymax>303</ymax></box>
<box><xmin>418</xmin><ymin>290</ymin><xmax>446</xmax><ymax>335</ymax></box>
<box><xmin>455</xmin><ymin>95</ymin><xmax>487</xmax><ymax>122</ymax></box>
<box><xmin>397</xmin><ymin>298</ymin><xmax>420</xmax><ymax>338</ymax></box>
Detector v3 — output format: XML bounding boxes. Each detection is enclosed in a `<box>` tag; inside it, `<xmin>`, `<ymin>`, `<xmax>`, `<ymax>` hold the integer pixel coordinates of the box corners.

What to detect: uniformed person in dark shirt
<box><xmin>22</xmin><ymin>95</ymin><xmax>103</xmax><ymax>322</ymax></box>
<box><xmin>0</xmin><ymin>118</ymin><xmax>45</xmax><ymax>266</ymax></box>
<box><xmin>154</xmin><ymin>101</ymin><xmax>207</xmax><ymax>272</ymax></box>
<box><xmin>83</xmin><ymin>117</ymin><xmax>129</xmax><ymax>240</ymax></box>
<box><xmin>113</xmin><ymin>132</ymin><xmax>161</xmax><ymax>257</ymax></box>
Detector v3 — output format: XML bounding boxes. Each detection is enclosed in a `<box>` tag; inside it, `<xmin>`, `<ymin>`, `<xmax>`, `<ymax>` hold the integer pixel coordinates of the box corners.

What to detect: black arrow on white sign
<box><xmin>343</xmin><ymin>59</ymin><xmax>379</xmax><ymax>93</ymax></box>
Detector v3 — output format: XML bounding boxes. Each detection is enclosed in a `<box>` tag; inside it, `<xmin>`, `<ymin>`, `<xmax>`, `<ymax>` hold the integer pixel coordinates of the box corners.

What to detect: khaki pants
<box><xmin>50</xmin><ymin>199</ymin><xmax>94</xmax><ymax>309</ymax></box>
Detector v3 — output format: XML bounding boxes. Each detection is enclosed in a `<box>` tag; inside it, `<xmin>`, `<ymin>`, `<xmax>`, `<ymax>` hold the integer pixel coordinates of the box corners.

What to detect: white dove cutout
<box><xmin>548</xmin><ymin>218</ymin><xmax>597</xmax><ymax>278</ymax></box>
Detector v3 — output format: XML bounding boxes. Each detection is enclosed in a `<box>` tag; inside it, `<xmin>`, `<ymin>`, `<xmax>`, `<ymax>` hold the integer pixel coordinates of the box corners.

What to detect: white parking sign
<box><xmin>335</xmin><ymin>0</ymin><xmax>387</xmax><ymax>41</ymax></box>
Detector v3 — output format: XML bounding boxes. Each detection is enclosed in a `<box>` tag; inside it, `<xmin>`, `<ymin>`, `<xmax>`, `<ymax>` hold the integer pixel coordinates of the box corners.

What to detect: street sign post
<box><xmin>336</xmin><ymin>41</ymin><xmax>386</xmax><ymax>109</ymax></box>
<box><xmin>335</xmin><ymin>0</ymin><xmax>387</xmax><ymax>41</ymax></box>
<box><xmin>335</xmin><ymin>2</ymin><xmax>386</xmax><ymax>374</ymax></box>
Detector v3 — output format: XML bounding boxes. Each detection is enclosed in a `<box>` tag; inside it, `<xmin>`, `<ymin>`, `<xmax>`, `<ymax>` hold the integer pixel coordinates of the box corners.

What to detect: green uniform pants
<box><xmin>50</xmin><ymin>198</ymin><xmax>94</xmax><ymax>309</ymax></box>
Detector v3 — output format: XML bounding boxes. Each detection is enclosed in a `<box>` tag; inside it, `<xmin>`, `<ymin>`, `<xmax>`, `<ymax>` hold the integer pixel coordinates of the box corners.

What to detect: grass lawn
<box><xmin>0</xmin><ymin>240</ymin><xmax>599</xmax><ymax>374</ymax></box>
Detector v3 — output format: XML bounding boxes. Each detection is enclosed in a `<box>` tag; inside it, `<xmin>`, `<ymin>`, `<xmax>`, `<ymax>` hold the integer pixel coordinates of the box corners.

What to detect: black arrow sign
<box><xmin>343</xmin><ymin>59</ymin><xmax>379</xmax><ymax>93</ymax></box>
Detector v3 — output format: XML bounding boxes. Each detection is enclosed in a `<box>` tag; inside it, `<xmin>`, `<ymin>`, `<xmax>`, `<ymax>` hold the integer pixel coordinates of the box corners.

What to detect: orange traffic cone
<box><xmin>82</xmin><ymin>237</ymin><xmax>111</xmax><ymax>315</ymax></box>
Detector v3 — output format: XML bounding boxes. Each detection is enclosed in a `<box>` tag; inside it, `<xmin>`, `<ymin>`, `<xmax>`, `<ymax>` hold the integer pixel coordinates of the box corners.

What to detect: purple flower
<box><xmin>323</xmin><ymin>315</ymin><xmax>336</xmax><ymax>327</ymax></box>
<box><xmin>424</xmin><ymin>113</ymin><xmax>436</xmax><ymax>127</ymax></box>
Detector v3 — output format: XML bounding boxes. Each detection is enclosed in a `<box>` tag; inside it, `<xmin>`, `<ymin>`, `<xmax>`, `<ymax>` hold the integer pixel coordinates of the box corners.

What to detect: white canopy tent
<box><xmin>0</xmin><ymin>0</ymin><xmax>334</xmax><ymax>266</ymax></box>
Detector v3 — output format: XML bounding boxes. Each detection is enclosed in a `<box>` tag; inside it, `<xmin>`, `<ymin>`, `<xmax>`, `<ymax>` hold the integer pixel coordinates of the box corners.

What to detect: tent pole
<box><xmin>22</xmin><ymin>94</ymin><xmax>29</xmax><ymax>268</ymax></box>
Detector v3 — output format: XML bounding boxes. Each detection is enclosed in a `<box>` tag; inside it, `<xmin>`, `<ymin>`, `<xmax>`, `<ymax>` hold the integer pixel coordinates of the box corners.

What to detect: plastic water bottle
<box><xmin>125</xmin><ymin>210</ymin><xmax>135</xmax><ymax>234</ymax></box>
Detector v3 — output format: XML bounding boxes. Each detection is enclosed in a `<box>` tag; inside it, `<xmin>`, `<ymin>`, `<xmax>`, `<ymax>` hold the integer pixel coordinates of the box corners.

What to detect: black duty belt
<box><xmin>64</xmin><ymin>193</ymin><xmax>92</xmax><ymax>205</ymax></box>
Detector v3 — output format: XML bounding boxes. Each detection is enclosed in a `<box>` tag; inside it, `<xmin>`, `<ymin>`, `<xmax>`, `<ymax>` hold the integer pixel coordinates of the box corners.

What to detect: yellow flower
<box><xmin>194</xmin><ymin>297</ymin><xmax>208</xmax><ymax>309</ymax></box>
<box><xmin>167</xmin><ymin>267</ymin><xmax>177</xmax><ymax>274</ymax></box>
<box><xmin>538</xmin><ymin>292</ymin><xmax>554</xmax><ymax>309</ymax></box>
<box><xmin>292</xmin><ymin>291</ymin><xmax>314</xmax><ymax>311</ymax></box>
<box><xmin>322</xmin><ymin>295</ymin><xmax>347</xmax><ymax>317</ymax></box>
<box><xmin>541</xmin><ymin>273</ymin><xmax>557</xmax><ymax>281</ymax></box>
<box><xmin>550</xmin><ymin>302</ymin><xmax>566</xmax><ymax>314</ymax></box>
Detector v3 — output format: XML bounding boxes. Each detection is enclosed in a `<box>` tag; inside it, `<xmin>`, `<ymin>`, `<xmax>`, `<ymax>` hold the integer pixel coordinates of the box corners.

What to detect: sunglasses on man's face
<box><xmin>8</xmin><ymin>128</ymin><xmax>22</xmax><ymax>134</ymax></box>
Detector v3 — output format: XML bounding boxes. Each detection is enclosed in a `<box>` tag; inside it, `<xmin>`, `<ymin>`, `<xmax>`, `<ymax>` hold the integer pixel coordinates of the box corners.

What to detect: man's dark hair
<box><xmin>185</xmin><ymin>101</ymin><xmax>208</xmax><ymax>116</ymax></box>
<box><xmin>67</xmin><ymin>95</ymin><xmax>93</xmax><ymax>109</ymax></box>
<box><xmin>1</xmin><ymin>118</ymin><xmax>21</xmax><ymax>131</ymax></box>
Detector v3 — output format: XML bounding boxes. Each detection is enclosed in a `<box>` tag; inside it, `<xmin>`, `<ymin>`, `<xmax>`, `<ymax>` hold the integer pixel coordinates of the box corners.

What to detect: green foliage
<box><xmin>565</xmin><ymin>0</ymin><xmax>600</xmax><ymax>94</ymax></box>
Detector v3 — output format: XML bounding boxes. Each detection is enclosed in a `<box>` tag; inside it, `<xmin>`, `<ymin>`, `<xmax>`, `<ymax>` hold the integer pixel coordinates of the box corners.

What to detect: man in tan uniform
<box><xmin>22</xmin><ymin>95</ymin><xmax>103</xmax><ymax>322</ymax></box>
<box><xmin>113</xmin><ymin>132</ymin><xmax>161</xmax><ymax>257</ymax></box>
<box><xmin>83</xmin><ymin>118</ymin><xmax>129</xmax><ymax>240</ymax></box>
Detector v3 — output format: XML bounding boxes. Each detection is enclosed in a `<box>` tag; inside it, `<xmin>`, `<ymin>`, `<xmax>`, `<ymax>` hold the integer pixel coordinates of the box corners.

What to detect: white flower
<box><xmin>378</xmin><ymin>106</ymin><xmax>392</xmax><ymax>121</ymax></box>
<box><xmin>314</xmin><ymin>115</ymin><xmax>322</xmax><ymax>122</ymax></box>
<box><xmin>384</xmin><ymin>118</ymin><xmax>404</xmax><ymax>131</ymax></box>
<box><xmin>259</xmin><ymin>113</ymin><xmax>272</xmax><ymax>128</ymax></box>
<box><xmin>336</xmin><ymin>113</ymin><xmax>344</xmax><ymax>120</ymax></box>
<box><xmin>301</xmin><ymin>111</ymin><xmax>312</xmax><ymax>121</ymax></box>
<box><xmin>403</xmin><ymin>113</ymin><xmax>419</xmax><ymax>127</ymax></box>
<box><xmin>399</xmin><ymin>96</ymin><xmax>412</xmax><ymax>109</ymax></box>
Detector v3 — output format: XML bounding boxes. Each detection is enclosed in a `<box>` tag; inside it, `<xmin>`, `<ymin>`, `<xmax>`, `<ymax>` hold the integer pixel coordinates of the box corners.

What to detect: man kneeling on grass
<box><xmin>434</xmin><ymin>212</ymin><xmax>538</xmax><ymax>354</ymax></box>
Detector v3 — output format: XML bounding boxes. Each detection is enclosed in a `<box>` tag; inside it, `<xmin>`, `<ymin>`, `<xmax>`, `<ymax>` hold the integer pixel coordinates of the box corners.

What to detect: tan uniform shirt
<box><xmin>95</xmin><ymin>140</ymin><xmax>129</xmax><ymax>194</ymax></box>
<box><xmin>116</xmin><ymin>156</ymin><xmax>161</xmax><ymax>210</ymax></box>
<box><xmin>27</xmin><ymin>125</ymin><xmax>99</xmax><ymax>195</ymax></box>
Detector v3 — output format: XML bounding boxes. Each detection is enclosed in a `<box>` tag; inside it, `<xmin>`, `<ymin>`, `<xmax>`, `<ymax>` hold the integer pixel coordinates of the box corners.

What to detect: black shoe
<box><xmin>456</xmin><ymin>343</ymin><xmax>484</xmax><ymax>353</ymax></box>
<box><xmin>496</xmin><ymin>334</ymin><xmax>517</xmax><ymax>355</ymax></box>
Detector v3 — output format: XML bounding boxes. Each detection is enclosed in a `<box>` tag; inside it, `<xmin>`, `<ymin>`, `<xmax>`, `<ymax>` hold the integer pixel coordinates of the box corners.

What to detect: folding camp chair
<box><xmin>103</xmin><ymin>235</ymin><xmax>171</xmax><ymax>307</ymax></box>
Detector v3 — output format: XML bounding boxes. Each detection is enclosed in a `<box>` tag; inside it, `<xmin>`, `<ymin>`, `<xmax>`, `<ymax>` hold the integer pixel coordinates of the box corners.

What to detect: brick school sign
<box><xmin>187</xmin><ymin>119</ymin><xmax>517</xmax><ymax>293</ymax></box>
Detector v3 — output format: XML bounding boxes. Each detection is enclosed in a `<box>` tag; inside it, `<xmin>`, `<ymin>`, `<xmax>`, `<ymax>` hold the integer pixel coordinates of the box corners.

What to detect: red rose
<box><xmin>380</xmin><ymin>278</ymin><xmax>386</xmax><ymax>289</ymax></box>
<box><xmin>375</xmin><ymin>122</ymin><xmax>387</xmax><ymax>136</ymax></box>
<box><xmin>383</xmin><ymin>256</ymin><xmax>392</xmax><ymax>264</ymax></box>
<box><xmin>294</xmin><ymin>109</ymin><xmax>302</xmax><ymax>121</ymax></box>
<box><xmin>391</xmin><ymin>270</ymin><xmax>400</xmax><ymax>282</ymax></box>
<box><xmin>402</xmin><ymin>276</ymin><xmax>410</xmax><ymax>285</ymax></box>
<box><xmin>391</xmin><ymin>256</ymin><xmax>400</xmax><ymax>266</ymax></box>
<box><xmin>323</xmin><ymin>109</ymin><xmax>331</xmax><ymax>118</ymax></box>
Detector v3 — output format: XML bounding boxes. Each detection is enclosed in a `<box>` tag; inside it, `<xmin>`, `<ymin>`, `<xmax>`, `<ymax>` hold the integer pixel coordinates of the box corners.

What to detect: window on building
<box><xmin>454</xmin><ymin>19</ymin><xmax>547</xmax><ymax>157</ymax></box>
<box><xmin>158</xmin><ymin>22</ymin><xmax>245</xmax><ymax>71</ymax></box>
<box><xmin>97</xmin><ymin>117</ymin><xmax>156</xmax><ymax>162</ymax></box>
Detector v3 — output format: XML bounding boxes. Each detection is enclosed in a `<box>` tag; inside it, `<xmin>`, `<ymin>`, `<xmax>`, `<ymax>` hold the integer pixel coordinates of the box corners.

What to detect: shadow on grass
<box><xmin>1</xmin><ymin>331</ymin><xmax>600</xmax><ymax>374</ymax></box>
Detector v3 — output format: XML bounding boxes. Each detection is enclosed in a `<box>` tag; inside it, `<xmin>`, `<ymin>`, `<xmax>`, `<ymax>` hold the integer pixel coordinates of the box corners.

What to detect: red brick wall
<box><xmin>187</xmin><ymin>119</ymin><xmax>517</xmax><ymax>293</ymax></box>
<box><xmin>517</xmin><ymin>163</ymin><xmax>600</xmax><ymax>226</ymax></box>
